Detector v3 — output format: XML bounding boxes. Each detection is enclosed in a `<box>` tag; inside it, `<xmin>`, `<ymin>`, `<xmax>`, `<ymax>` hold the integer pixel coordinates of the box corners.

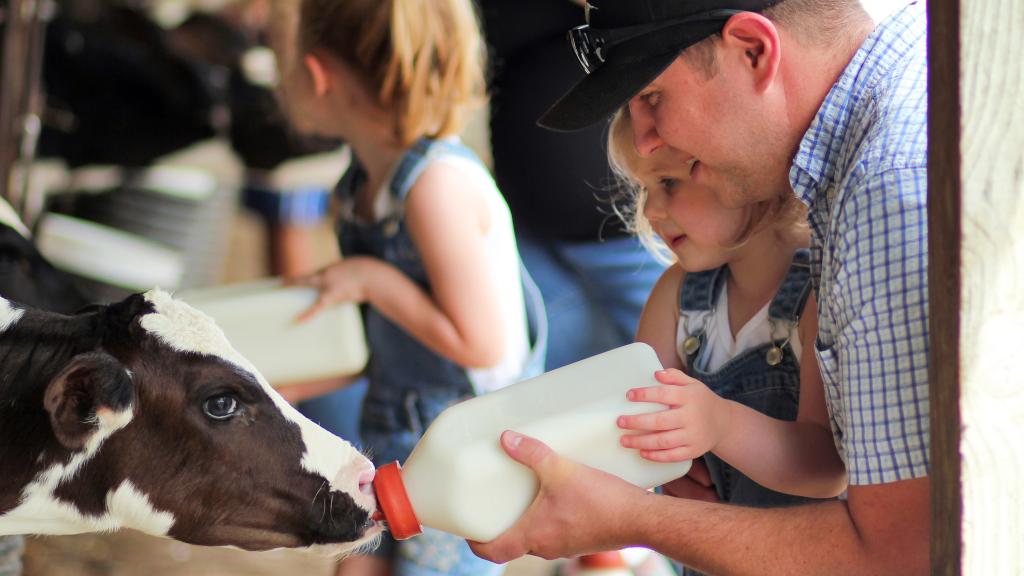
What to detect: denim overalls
<box><xmin>336</xmin><ymin>138</ymin><xmax>546</xmax><ymax>576</ymax></box>
<box><xmin>677</xmin><ymin>250</ymin><xmax>817</xmax><ymax>575</ymax></box>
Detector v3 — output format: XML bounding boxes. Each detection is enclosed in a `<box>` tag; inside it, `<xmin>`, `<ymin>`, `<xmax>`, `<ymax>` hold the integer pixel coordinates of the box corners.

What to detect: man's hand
<box><xmin>467</xmin><ymin>431</ymin><xmax>648</xmax><ymax>564</ymax></box>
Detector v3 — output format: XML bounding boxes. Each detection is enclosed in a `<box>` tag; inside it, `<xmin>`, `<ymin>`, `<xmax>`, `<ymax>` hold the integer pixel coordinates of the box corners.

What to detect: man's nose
<box><xmin>628</xmin><ymin>99</ymin><xmax>665</xmax><ymax>157</ymax></box>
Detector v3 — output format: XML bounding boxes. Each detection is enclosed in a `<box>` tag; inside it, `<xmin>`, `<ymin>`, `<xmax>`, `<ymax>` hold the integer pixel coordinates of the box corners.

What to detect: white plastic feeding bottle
<box><xmin>177</xmin><ymin>278</ymin><xmax>368</xmax><ymax>386</ymax></box>
<box><xmin>372</xmin><ymin>343</ymin><xmax>692</xmax><ymax>542</ymax></box>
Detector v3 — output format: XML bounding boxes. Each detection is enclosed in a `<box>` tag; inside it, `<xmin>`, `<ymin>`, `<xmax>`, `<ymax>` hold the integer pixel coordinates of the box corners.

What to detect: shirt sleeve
<box><xmin>827</xmin><ymin>166</ymin><xmax>930</xmax><ymax>485</ymax></box>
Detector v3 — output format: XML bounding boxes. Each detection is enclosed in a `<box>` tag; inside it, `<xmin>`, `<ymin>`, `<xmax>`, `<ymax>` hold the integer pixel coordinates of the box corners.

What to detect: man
<box><xmin>470</xmin><ymin>1</ymin><xmax>929</xmax><ymax>574</ymax></box>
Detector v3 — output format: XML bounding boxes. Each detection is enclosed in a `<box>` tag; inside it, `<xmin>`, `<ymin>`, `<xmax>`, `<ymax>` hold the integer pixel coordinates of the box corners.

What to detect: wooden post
<box><xmin>0</xmin><ymin>0</ymin><xmax>30</xmax><ymax>204</ymax></box>
<box><xmin>945</xmin><ymin>0</ymin><xmax>1024</xmax><ymax>573</ymax></box>
<box><xmin>927</xmin><ymin>0</ymin><xmax>961</xmax><ymax>573</ymax></box>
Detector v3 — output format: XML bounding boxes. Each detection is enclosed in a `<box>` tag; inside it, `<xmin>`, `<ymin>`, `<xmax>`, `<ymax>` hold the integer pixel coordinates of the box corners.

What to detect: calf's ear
<box><xmin>44</xmin><ymin>351</ymin><xmax>135</xmax><ymax>450</ymax></box>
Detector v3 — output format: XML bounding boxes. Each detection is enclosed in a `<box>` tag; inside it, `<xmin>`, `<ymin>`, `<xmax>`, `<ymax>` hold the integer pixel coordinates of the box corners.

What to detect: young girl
<box><xmin>607</xmin><ymin>109</ymin><xmax>846</xmax><ymax>540</ymax></box>
<box><xmin>273</xmin><ymin>2</ymin><xmax>543</xmax><ymax>575</ymax></box>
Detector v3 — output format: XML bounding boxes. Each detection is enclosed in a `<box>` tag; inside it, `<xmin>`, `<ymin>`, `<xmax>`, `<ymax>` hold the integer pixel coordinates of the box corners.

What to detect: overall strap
<box><xmin>767</xmin><ymin>248</ymin><xmax>813</xmax><ymax>323</ymax></box>
<box><xmin>678</xmin><ymin>266</ymin><xmax>728</xmax><ymax>313</ymax></box>
<box><xmin>389</xmin><ymin>138</ymin><xmax>479</xmax><ymax>202</ymax></box>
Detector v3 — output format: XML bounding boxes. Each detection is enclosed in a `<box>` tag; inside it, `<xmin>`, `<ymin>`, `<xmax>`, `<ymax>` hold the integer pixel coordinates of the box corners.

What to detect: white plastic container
<box><xmin>36</xmin><ymin>213</ymin><xmax>184</xmax><ymax>290</ymax></box>
<box><xmin>373</xmin><ymin>343</ymin><xmax>692</xmax><ymax>542</ymax></box>
<box><xmin>177</xmin><ymin>279</ymin><xmax>368</xmax><ymax>387</ymax></box>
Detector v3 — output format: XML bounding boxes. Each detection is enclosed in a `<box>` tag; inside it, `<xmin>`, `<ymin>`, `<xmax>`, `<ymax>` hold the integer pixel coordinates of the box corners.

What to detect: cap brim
<box><xmin>538</xmin><ymin>19</ymin><xmax>727</xmax><ymax>132</ymax></box>
<box><xmin>537</xmin><ymin>50</ymin><xmax>678</xmax><ymax>132</ymax></box>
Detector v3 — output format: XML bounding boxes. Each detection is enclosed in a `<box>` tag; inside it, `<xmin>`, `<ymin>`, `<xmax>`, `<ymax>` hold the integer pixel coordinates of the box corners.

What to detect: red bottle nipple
<box><xmin>372</xmin><ymin>461</ymin><xmax>423</xmax><ymax>540</ymax></box>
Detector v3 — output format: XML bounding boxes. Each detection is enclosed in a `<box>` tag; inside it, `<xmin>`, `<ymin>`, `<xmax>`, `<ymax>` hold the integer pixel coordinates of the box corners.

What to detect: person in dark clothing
<box><xmin>478</xmin><ymin>0</ymin><xmax>665</xmax><ymax>370</ymax></box>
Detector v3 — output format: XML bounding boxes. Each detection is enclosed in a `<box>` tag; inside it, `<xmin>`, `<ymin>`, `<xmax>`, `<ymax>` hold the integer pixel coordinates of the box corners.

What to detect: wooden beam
<box><xmin>927</xmin><ymin>0</ymin><xmax>962</xmax><ymax>573</ymax></box>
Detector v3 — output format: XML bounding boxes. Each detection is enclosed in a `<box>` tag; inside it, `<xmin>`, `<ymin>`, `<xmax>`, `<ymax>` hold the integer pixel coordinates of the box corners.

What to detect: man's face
<box><xmin>627</xmin><ymin>51</ymin><xmax>793</xmax><ymax>210</ymax></box>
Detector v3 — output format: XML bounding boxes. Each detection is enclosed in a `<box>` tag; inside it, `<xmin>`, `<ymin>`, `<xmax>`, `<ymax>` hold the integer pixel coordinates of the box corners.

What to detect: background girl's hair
<box><xmin>299</xmin><ymin>0</ymin><xmax>486</xmax><ymax>146</ymax></box>
<box><xmin>606</xmin><ymin>108</ymin><xmax>807</xmax><ymax>264</ymax></box>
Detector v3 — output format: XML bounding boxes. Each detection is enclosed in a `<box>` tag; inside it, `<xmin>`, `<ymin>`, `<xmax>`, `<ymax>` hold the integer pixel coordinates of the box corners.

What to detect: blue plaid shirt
<box><xmin>789</xmin><ymin>1</ymin><xmax>929</xmax><ymax>485</ymax></box>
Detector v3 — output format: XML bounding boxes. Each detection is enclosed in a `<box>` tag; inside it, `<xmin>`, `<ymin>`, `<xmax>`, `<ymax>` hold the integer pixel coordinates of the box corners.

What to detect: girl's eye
<box><xmin>203</xmin><ymin>394</ymin><xmax>240</xmax><ymax>421</ymax></box>
<box><xmin>659</xmin><ymin>177</ymin><xmax>678</xmax><ymax>193</ymax></box>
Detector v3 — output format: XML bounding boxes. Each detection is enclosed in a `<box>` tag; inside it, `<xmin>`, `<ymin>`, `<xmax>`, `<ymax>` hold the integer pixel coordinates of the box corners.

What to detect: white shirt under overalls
<box><xmin>676</xmin><ymin>284</ymin><xmax>803</xmax><ymax>372</ymax></box>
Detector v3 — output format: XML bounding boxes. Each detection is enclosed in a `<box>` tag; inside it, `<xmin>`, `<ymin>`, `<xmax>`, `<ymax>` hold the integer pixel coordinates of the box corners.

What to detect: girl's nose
<box><xmin>628</xmin><ymin>99</ymin><xmax>665</xmax><ymax>157</ymax></box>
<box><xmin>643</xmin><ymin>189</ymin><xmax>668</xmax><ymax>223</ymax></box>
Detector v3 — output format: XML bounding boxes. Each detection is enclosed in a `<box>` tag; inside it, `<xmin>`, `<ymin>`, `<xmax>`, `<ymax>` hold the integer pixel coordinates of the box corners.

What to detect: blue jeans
<box><xmin>517</xmin><ymin>234</ymin><xmax>665</xmax><ymax>370</ymax></box>
<box><xmin>297</xmin><ymin>378</ymin><xmax>369</xmax><ymax>446</ymax></box>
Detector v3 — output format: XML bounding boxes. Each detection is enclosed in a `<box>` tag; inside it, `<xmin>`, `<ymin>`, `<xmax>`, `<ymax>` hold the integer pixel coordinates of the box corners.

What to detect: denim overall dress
<box><xmin>336</xmin><ymin>138</ymin><xmax>546</xmax><ymax>575</ymax></box>
<box><xmin>677</xmin><ymin>250</ymin><xmax>816</xmax><ymax>575</ymax></box>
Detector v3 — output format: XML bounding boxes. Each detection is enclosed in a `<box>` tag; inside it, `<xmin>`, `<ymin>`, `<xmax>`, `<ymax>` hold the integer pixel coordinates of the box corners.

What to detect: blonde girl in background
<box><xmin>607</xmin><ymin>109</ymin><xmax>844</xmax><ymax>572</ymax></box>
<box><xmin>272</xmin><ymin>1</ymin><xmax>544</xmax><ymax>575</ymax></box>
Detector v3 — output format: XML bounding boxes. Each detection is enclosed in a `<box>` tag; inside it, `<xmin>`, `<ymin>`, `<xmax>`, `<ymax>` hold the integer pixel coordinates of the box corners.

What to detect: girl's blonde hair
<box><xmin>298</xmin><ymin>0</ymin><xmax>486</xmax><ymax>146</ymax></box>
<box><xmin>607</xmin><ymin>108</ymin><xmax>807</xmax><ymax>264</ymax></box>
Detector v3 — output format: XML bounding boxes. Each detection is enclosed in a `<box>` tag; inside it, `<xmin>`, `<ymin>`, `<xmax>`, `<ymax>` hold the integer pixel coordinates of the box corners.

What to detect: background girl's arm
<box><xmin>708</xmin><ymin>292</ymin><xmax>847</xmax><ymax>497</ymax></box>
<box><xmin>361</xmin><ymin>161</ymin><xmax>506</xmax><ymax>368</ymax></box>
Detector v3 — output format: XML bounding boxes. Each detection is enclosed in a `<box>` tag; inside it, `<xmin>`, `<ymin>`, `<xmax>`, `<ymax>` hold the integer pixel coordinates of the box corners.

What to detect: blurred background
<box><xmin>0</xmin><ymin>0</ymin><xmax>510</xmax><ymax>574</ymax></box>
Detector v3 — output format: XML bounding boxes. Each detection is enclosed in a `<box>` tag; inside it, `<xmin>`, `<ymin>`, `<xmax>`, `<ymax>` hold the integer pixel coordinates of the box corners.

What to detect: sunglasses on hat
<box><xmin>568</xmin><ymin>9</ymin><xmax>741</xmax><ymax>74</ymax></box>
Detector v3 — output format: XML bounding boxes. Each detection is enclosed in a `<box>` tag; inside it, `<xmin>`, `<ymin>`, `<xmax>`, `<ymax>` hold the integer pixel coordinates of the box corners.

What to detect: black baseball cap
<box><xmin>538</xmin><ymin>0</ymin><xmax>780</xmax><ymax>132</ymax></box>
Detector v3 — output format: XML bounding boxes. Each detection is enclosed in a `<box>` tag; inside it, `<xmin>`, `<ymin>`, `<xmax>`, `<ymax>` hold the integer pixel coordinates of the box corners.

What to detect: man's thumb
<box><xmin>500</xmin><ymin>431</ymin><xmax>556</xmax><ymax>474</ymax></box>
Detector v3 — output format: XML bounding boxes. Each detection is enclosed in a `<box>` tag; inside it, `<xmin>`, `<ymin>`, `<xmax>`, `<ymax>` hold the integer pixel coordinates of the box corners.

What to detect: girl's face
<box><xmin>268</xmin><ymin>4</ymin><xmax>325</xmax><ymax>136</ymax></box>
<box><xmin>634</xmin><ymin>146</ymin><xmax>749</xmax><ymax>272</ymax></box>
<box><xmin>276</xmin><ymin>53</ymin><xmax>323</xmax><ymax>135</ymax></box>
<box><xmin>268</xmin><ymin>3</ymin><xmax>359</xmax><ymax>139</ymax></box>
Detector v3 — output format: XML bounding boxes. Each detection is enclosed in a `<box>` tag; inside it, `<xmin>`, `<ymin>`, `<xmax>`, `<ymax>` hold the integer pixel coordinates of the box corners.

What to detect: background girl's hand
<box><xmin>286</xmin><ymin>257</ymin><xmax>379</xmax><ymax>322</ymax></box>
<box><xmin>617</xmin><ymin>368</ymin><xmax>733</xmax><ymax>462</ymax></box>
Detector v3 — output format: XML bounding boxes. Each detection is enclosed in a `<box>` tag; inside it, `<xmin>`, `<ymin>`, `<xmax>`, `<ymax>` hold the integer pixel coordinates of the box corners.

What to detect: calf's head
<box><xmin>0</xmin><ymin>290</ymin><xmax>380</xmax><ymax>553</ymax></box>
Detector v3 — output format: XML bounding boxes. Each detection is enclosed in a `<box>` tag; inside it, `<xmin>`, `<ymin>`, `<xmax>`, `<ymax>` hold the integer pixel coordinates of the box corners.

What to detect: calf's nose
<box><xmin>331</xmin><ymin>454</ymin><xmax>377</xmax><ymax>507</ymax></box>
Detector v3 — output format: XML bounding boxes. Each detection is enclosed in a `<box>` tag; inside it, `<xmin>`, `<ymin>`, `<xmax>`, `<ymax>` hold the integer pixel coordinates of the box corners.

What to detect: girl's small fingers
<box><xmin>617</xmin><ymin>409</ymin><xmax>682</xmax><ymax>432</ymax></box>
<box><xmin>655</xmin><ymin>369</ymin><xmax>696</xmax><ymax>386</ymax></box>
<box><xmin>639</xmin><ymin>446</ymin><xmax>700</xmax><ymax>463</ymax></box>
<box><xmin>627</xmin><ymin>385</ymin><xmax>686</xmax><ymax>405</ymax></box>
<box><xmin>620</xmin><ymin>429</ymin><xmax>687</xmax><ymax>451</ymax></box>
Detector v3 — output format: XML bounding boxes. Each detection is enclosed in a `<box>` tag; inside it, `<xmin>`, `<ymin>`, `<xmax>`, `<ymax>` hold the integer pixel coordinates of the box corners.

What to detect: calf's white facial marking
<box><xmin>139</xmin><ymin>290</ymin><xmax>375</xmax><ymax>510</ymax></box>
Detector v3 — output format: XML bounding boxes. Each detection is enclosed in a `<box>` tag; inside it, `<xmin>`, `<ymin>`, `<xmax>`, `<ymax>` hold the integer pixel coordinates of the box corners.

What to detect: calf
<box><xmin>0</xmin><ymin>289</ymin><xmax>381</xmax><ymax>553</ymax></box>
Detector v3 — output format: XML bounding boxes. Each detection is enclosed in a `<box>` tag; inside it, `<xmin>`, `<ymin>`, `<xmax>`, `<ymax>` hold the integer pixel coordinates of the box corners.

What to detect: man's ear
<box><xmin>44</xmin><ymin>351</ymin><xmax>135</xmax><ymax>450</ymax></box>
<box><xmin>720</xmin><ymin>12</ymin><xmax>781</xmax><ymax>93</ymax></box>
<box><xmin>303</xmin><ymin>53</ymin><xmax>331</xmax><ymax>97</ymax></box>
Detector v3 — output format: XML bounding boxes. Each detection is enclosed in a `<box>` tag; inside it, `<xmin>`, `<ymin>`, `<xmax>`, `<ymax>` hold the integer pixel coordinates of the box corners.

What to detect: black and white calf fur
<box><xmin>0</xmin><ymin>288</ymin><xmax>381</xmax><ymax>552</ymax></box>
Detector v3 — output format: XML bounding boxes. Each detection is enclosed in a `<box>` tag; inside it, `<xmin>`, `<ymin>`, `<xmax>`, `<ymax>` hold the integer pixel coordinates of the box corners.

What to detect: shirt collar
<box><xmin>789</xmin><ymin>1</ymin><xmax>925</xmax><ymax>208</ymax></box>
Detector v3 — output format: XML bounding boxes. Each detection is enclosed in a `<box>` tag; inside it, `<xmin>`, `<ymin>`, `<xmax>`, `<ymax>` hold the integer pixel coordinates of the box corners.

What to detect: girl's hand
<box><xmin>617</xmin><ymin>368</ymin><xmax>732</xmax><ymax>462</ymax></box>
<box><xmin>660</xmin><ymin>458</ymin><xmax>719</xmax><ymax>502</ymax></box>
<box><xmin>287</xmin><ymin>257</ymin><xmax>379</xmax><ymax>322</ymax></box>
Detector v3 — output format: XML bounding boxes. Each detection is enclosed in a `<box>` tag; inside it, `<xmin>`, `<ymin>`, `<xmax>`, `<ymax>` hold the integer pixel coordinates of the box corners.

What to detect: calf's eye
<box><xmin>203</xmin><ymin>394</ymin><xmax>240</xmax><ymax>420</ymax></box>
